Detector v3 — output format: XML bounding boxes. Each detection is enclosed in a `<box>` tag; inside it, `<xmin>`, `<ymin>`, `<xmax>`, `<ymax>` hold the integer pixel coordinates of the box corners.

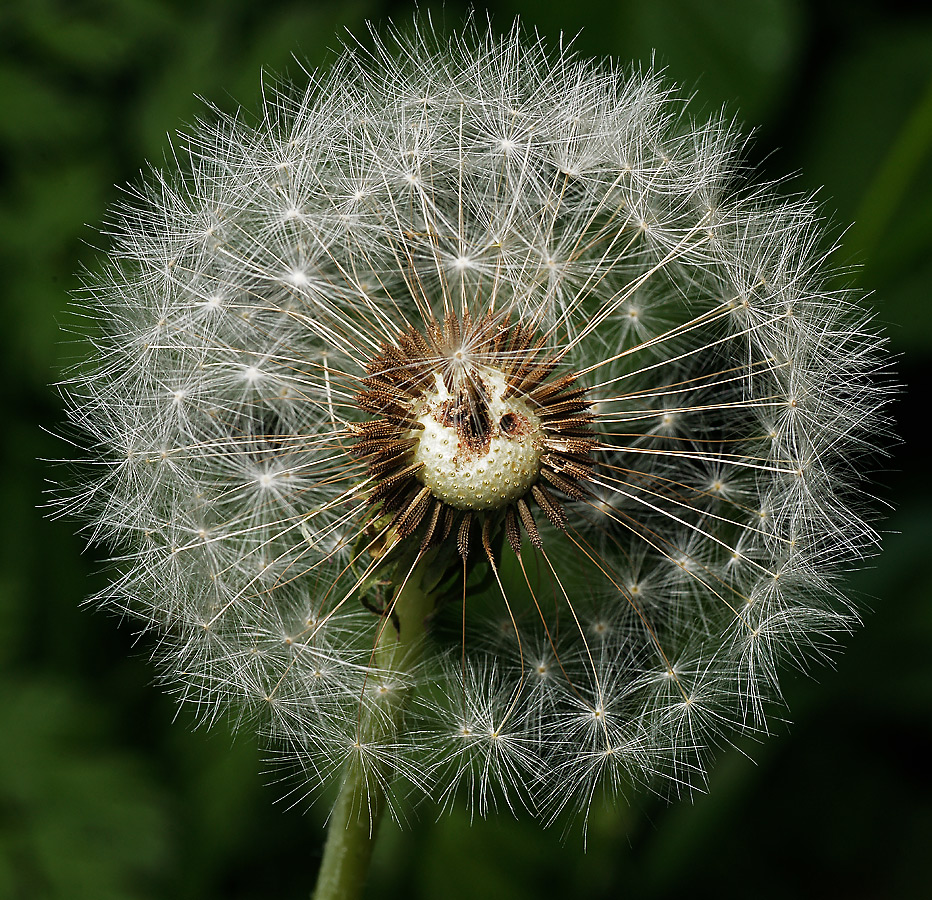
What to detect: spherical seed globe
<box><xmin>57</xmin><ymin>16</ymin><xmax>889</xmax><ymax>821</ymax></box>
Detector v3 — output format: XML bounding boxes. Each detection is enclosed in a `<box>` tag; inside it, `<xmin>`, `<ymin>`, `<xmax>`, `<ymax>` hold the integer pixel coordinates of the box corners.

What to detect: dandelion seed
<box><xmin>55</xmin><ymin>12</ymin><xmax>888</xmax><ymax>860</ymax></box>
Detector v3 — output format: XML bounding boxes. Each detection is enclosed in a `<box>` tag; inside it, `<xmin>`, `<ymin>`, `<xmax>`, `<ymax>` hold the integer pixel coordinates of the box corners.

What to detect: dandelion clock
<box><xmin>55</xmin><ymin>15</ymin><xmax>889</xmax><ymax>899</ymax></box>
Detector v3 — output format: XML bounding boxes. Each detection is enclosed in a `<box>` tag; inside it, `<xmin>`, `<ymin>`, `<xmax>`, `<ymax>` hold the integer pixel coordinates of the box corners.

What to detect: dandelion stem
<box><xmin>310</xmin><ymin>763</ymin><xmax>384</xmax><ymax>900</ymax></box>
<box><xmin>311</xmin><ymin>560</ymin><xmax>436</xmax><ymax>900</ymax></box>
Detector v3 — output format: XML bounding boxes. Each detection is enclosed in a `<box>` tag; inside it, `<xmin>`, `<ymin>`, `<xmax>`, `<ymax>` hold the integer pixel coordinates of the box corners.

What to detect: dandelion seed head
<box><xmin>55</xmin><ymin>14</ymin><xmax>890</xmax><ymax>824</ymax></box>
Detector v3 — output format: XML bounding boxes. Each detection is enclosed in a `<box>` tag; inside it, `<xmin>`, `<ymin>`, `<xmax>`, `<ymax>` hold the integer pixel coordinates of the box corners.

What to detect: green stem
<box><xmin>310</xmin><ymin>761</ymin><xmax>384</xmax><ymax>900</ymax></box>
<box><xmin>311</xmin><ymin>564</ymin><xmax>435</xmax><ymax>900</ymax></box>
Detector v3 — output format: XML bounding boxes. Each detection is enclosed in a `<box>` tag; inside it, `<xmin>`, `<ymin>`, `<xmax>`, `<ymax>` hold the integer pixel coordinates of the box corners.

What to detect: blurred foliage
<box><xmin>0</xmin><ymin>0</ymin><xmax>928</xmax><ymax>898</ymax></box>
<box><xmin>0</xmin><ymin>678</ymin><xmax>170</xmax><ymax>900</ymax></box>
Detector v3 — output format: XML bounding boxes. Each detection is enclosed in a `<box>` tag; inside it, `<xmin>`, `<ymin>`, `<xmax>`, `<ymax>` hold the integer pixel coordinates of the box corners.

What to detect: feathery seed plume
<box><xmin>57</xmin><ymin>16</ymin><xmax>888</xmax><ymax>828</ymax></box>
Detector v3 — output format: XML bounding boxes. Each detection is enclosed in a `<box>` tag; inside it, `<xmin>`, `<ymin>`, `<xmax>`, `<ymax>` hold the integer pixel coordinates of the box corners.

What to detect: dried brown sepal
<box><xmin>419</xmin><ymin>500</ymin><xmax>443</xmax><ymax>551</ymax></box>
<box><xmin>516</xmin><ymin>498</ymin><xmax>543</xmax><ymax>548</ymax></box>
<box><xmin>531</xmin><ymin>483</ymin><xmax>568</xmax><ymax>529</ymax></box>
<box><xmin>541</xmin><ymin>416</ymin><xmax>595</xmax><ymax>434</ymax></box>
<box><xmin>527</xmin><ymin>371</ymin><xmax>580</xmax><ymax>403</ymax></box>
<box><xmin>441</xmin><ymin>506</ymin><xmax>457</xmax><ymax>542</ymax></box>
<box><xmin>370</xmin><ymin>462</ymin><xmax>424</xmax><ymax>500</ymax></box>
<box><xmin>505</xmin><ymin>505</ymin><xmax>522</xmax><ymax>554</ymax></box>
<box><xmin>539</xmin><ymin>397</ymin><xmax>594</xmax><ymax>419</ymax></box>
<box><xmin>480</xmin><ymin>516</ymin><xmax>495</xmax><ymax>561</ymax></box>
<box><xmin>542</xmin><ymin>468</ymin><xmax>588</xmax><ymax>499</ymax></box>
<box><xmin>457</xmin><ymin>513</ymin><xmax>473</xmax><ymax>560</ymax></box>
<box><xmin>394</xmin><ymin>485</ymin><xmax>432</xmax><ymax>537</ymax></box>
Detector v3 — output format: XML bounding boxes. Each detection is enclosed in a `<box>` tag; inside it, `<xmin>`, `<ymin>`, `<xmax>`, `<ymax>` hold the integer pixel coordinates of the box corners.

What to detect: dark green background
<box><xmin>2</xmin><ymin>1</ymin><xmax>929</xmax><ymax>897</ymax></box>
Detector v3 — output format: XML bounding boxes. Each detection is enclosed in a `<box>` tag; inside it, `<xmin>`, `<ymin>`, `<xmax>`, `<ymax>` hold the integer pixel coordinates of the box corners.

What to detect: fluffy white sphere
<box><xmin>57</xmin><ymin>16</ymin><xmax>889</xmax><ymax>820</ymax></box>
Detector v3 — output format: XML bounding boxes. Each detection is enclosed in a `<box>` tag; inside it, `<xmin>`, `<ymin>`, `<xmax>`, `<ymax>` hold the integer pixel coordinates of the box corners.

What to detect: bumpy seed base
<box><xmin>412</xmin><ymin>371</ymin><xmax>545</xmax><ymax>510</ymax></box>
